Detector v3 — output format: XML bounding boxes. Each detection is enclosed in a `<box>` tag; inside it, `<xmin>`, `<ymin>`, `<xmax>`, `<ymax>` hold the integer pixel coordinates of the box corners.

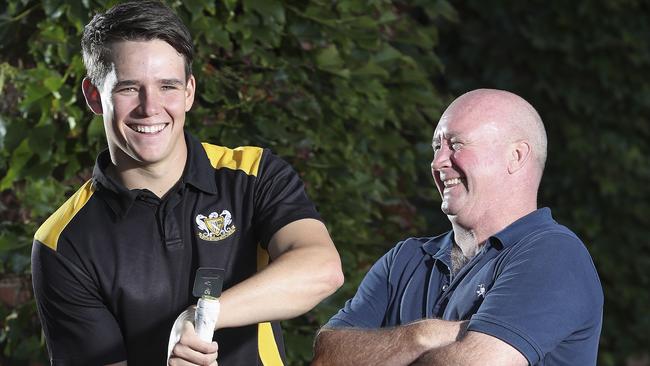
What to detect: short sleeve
<box><xmin>467</xmin><ymin>233</ymin><xmax>603</xmax><ymax>364</ymax></box>
<box><xmin>326</xmin><ymin>246</ymin><xmax>398</xmax><ymax>328</ymax></box>
<box><xmin>32</xmin><ymin>239</ymin><xmax>126</xmax><ymax>365</ymax></box>
<box><xmin>252</xmin><ymin>150</ymin><xmax>321</xmax><ymax>247</ymax></box>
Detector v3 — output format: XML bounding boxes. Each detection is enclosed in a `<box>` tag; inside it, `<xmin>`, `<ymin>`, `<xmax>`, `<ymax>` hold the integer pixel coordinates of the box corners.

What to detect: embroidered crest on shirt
<box><xmin>195</xmin><ymin>210</ymin><xmax>236</xmax><ymax>241</ymax></box>
<box><xmin>476</xmin><ymin>284</ymin><xmax>486</xmax><ymax>298</ymax></box>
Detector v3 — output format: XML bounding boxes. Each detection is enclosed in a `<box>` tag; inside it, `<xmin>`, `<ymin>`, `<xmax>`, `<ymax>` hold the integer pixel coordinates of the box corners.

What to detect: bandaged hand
<box><xmin>168</xmin><ymin>321</ymin><xmax>218</xmax><ymax>366</ymax></box>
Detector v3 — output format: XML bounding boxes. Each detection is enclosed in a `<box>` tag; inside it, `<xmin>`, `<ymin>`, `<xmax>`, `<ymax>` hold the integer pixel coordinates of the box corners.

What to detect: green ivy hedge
<box><xmin>435</xmin><ymin>1</ymin><xmax>650</xmax><ymax>365</ymax></box>
<box><xmin>0</xmin><ymin>1</ymin><xmax>453</xmax><ymax>364</ymax></box>
<box><xmin>2</xmin><ymin>1</ymin><xmax>648</xmax><ymax>365</ymax></box>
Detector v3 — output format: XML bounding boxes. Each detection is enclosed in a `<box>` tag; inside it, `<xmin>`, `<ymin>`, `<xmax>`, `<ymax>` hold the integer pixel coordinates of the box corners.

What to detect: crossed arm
<box><xmin>312</xmin><ymin>320</ymin><xmax>527</xmax><ymax>366</ymax></box>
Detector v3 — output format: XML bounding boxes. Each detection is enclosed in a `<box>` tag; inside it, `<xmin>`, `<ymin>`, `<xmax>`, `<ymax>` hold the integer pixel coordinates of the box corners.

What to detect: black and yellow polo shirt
<box><xmin>31</xmin><ymin>132</ymin><xmax>320</xmax><ymax>366</ymax></box>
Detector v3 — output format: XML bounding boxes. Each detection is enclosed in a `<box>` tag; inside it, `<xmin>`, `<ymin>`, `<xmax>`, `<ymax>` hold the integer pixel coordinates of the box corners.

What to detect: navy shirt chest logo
<box><xmin>195</xmin><ymin>210</ymin><xmax>237</xmax><ymax>241</ymax></box>
<box><xmin>476</xmin><ymin>283</ymin><xmax>486</xmax><ymax>298</ymax></box>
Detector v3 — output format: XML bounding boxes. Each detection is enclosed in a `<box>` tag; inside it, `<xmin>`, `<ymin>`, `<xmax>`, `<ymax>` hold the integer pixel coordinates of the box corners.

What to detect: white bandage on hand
<box><xmin>166</xmin><ymin>298</ymin><xmax>220</xmax><ymax>364</ymax></box>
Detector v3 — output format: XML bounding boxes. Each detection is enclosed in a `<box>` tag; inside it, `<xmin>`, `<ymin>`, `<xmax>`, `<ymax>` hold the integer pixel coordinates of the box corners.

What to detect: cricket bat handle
<box><xmin>195</xmin><ymin>297</ymin><xmax>220</xmax><ymax>342</ymax></box>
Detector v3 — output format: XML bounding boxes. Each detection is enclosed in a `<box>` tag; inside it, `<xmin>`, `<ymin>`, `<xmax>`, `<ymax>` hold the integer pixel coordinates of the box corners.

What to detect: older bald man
<box><xmin>313</xmin><ymin>89</ymin><xmax>603</xmax><ymax>365</ymax></box>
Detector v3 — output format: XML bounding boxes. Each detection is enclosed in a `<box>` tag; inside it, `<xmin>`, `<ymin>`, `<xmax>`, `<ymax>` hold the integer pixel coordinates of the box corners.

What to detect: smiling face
<box><xmin>85</xmin><ymin>39</ymin><xmax>195</xmax><ymax>172</ymax></box>
<box><xmin>430</xmin><ymin>97</ymin><xmax>512</xmax><ymax>226</ymax></box>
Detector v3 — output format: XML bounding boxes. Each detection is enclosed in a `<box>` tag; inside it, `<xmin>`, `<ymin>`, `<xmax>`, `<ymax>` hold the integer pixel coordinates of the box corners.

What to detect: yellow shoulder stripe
<box><xmin>34</xmin><ymin>180</ymin><xmax>95</xmax><ymax>251</ymax></box>
<box><xmin>258</xmin><ymin>322</ymin><xmax>284</xmax><ymax>366</ymax></box>
<box><xmin>201</xmin><ymin>143</ymin><xmax>263</xmax><ymax>177</ymax></box>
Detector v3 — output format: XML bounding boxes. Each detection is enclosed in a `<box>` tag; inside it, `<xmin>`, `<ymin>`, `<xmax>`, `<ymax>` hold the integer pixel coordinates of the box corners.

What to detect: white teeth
<box><xmin>130</xmin><ymin>124</ymin><xmax>166</xmax><ymax>134</ymax></box>
<box><xmin>443</xmin><ymin>178</ymin><xmax>464</xmax><ymax>187</ymax></box>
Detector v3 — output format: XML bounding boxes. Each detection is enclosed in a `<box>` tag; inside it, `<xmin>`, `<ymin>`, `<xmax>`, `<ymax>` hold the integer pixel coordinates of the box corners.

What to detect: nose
<box><xmin>138</xmin><ymin>87</ymin><xmax>162</xmax><ymax>117</ymax></box>
<box><xmin>431</xmin><ymin>144</ymin><xmax>452</xmax><ymax>171</ymax></box>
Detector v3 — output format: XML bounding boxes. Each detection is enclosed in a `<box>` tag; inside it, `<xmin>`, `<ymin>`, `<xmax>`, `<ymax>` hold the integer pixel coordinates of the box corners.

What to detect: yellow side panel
<box><xmin>34</xmin><ymin>180</ymin><xmax>95</xmax><ymax>250</ymax></box>
<box><xmin>257</xmin><ymin>245</ymin><xmax>283</xmax><ymax>364</ymax></box>
<box><xmin>258</xmin><ymin>322</ymin><xmax>284</xmax><ymax>366</ymax></box>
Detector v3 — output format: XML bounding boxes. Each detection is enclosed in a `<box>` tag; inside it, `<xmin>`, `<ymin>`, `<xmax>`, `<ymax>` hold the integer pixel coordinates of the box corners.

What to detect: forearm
<box><xmin>312</xmin><ymin>324</ymin><xmax>428</xmax><ymax>366</ymax></box>
<box><xmin>312</xmin><ymin>320</ymin><xmax>467</xmax><ymax>366</ymax></box>
<box><xmin>410</xmin><ymin>330</ymin><xmax>527</xmax><ymax>366</ymax></box>
<box><xmin>216</xmin><ymin>244</ymin><xmax>343</xmax><ymax>328</ymax></box>
<box><xmin>410</xmin><ymin>343</ymin><xmax>463</xmax><ymax>366</ymax></box>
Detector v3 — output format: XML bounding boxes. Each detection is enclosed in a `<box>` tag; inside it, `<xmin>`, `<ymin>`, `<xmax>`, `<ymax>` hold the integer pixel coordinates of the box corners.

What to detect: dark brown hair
<box><xmin>81</xmin><ymin>1</ymin><xmax>193</xmax><ymax>87</ymax></box>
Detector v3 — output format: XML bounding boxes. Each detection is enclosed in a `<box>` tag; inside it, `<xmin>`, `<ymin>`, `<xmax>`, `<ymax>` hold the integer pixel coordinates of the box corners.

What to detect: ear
<box><xmin>507</xmin><ymin>140</ymin><xmax>531</xmax><ymax>174</ymax></box>
<box><xmin>82</xmin><ymin>77</ymin><xmax>103</xmax><ymax>115</ymax></box>
<box><xmin>184</xmin><ymin>75</ymin><xmax>196</xmax><ymax>112</ymax></box>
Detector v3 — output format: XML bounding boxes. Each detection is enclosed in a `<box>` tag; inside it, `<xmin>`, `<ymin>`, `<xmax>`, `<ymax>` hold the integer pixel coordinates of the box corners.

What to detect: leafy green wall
<box><xmin>0</xmin><ymin>1</ymin><xmax>451</xmax><ymax>364</ymax></box>
<box><xmin>0</xmin><ymin>1</ymin><xmax>647</xmax><ymax>365</ymax></box>
<box><xmin>434</xmin><ymin>1</ymin><xmax>650</xmax><ymax>364</ymax></box>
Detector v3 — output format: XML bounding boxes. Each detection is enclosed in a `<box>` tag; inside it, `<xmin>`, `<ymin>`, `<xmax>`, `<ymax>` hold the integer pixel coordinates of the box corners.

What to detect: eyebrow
<box><xmin>159</xmin><ymin>78</ymin><xmax>185</xmax><ymax>86</ymax></box>
<box><xmin>431</xmin><ymin>131</ymin><xmax>463</xmax><ymax>146</ymax></box>
<box><xmin>112</xmin><ymin>78</ymin><xmax>185</xmax><ymax>91</ymax></box>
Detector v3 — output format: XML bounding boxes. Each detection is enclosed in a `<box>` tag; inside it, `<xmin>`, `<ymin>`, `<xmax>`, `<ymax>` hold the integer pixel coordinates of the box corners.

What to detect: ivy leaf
<box><xmin>353</xmin><ymin>62</ymin><xmax>389</xmax><ymax>79</ymax></box>
<box><xmin>43</xmin><ymin>74</ymin><xmax>64</xmax><ymax>93</ymax></box>
<box><xmin>315</xmin><ymin>45</ymin><xmax>343</xmax><ymax>70</ymax></box>
<box><xmin>28</xmin><ymin>125</ymin><xmax>55</xmax><ymax>163</ymax></box>
<box><xmin>182</xmin><ymin>0</ymin><xmax>206</xmax><ymax>19</ymax></box>
<box><xmin>0</xmin><ymin>63</ymin><xmax>11</xmax><ymax>94</ymax></box>
<box><xmin>223</xmin><ymin>0</ymin><xmax>238</xmax><ymax>13</ymax></box>
<box><xmin>19</xmin><ymin>84</ymin><xmax>48</xmax><ymax>110</ymax></box>
<box><xmin>1</xmin><ymin>140</ymin><xmax>32</xmax><ymax>190</ymax></box>
<box><xmin>243</xmin><ymin>0</ymin><xmax>285</xmax><ymax>24</ymax></box>
<box><xmin>87</xmin><ymin>115</ymin><xmax>105</xmax><ymax>142</ymax></box>
<box><xmin>0</xmin><ymin>231</ymin><xmax>31</xmax><ymax>252</ymax></box>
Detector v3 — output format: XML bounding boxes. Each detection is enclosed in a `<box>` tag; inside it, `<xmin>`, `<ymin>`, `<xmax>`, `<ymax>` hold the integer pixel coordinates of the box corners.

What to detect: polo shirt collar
<box><xmin>182</xmin><ymin>132</ymin><xmax>218</xmax><ymax>195</ymax></box>
<box><xmin>422</xmin><ymin>231</ymin><xmax>453</xmax><ymax>267</ymax></box>
<box><xmin>419</xmin><ymin>208</ymin><xmax>553</xmax><ymax>262</ymax></box>
<box><xmin>91</xmin><ymin>132</ymin><xmax>218</xmax><ymax>218</ymax></box>
<box><xmin>491</xmin><ymin>207</ymin><xmax>553</xmax><ymax>248</ymax></box>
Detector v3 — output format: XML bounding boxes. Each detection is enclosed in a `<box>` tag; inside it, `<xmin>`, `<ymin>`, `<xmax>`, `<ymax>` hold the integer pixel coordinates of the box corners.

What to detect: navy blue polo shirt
<box><xmin>32</xmin><ymin>132</ymin><xmax>320</xmax><ymax>366</ymax></box>
<box><xmin>327</xmin><ymin>208</ymin><xmax>603</xmax><ymax>365</ymax></box>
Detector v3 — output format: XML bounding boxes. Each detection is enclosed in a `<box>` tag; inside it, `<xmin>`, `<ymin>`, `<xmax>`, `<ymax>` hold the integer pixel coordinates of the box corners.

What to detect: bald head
<box><xmin>431</xmin><ymin>88</ymin><xmax>546</xmax><ymax>237</ymax></box>
<box><xmin>444</xmin><ymin>89</ymin><xmax>547</xmax><ymax>173</ymax></box>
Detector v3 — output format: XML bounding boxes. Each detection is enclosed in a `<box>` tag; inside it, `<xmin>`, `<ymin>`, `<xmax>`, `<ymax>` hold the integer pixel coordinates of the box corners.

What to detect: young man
<box><xmin>313</xmin><ymin>89</ymin><xmax>603</xmax><ymax>365</ymax></box>
<box><xmin>31</xmin><ymin>2</ymin><xmax>343</xmax><ymax>365</ymax></box>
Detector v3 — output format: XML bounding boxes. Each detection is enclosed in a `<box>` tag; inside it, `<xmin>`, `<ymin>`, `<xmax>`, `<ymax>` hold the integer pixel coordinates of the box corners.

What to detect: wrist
<box><xmin>410</xmin><ymin>319</ymin><xmax>466</xmax><ymax>351</ymax></box>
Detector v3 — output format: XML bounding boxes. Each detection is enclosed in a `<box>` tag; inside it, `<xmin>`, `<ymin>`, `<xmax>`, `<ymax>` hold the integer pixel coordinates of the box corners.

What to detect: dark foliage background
<box><xmin>0</xmin><ymin>1</ymin><xmax>647</xmax><ymax>365</ymax></box>
<box><xmin>434</xmin><ymin>2</ymin><xmax>650</xmax><ymax>365</ymax></box>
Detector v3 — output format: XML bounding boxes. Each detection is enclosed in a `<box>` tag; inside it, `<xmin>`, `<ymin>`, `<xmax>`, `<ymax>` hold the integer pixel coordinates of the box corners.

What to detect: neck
<box><xmin>111</xmin><ymin>165</ymin><xmax>183</xmax><ymax>198</ymax></box>
<box><xmin>449</xmin><ymin>201</ymin><xmax>537</xmax><ymax>256</ymax></box>
<box><xmin>449</xmin><ymin>223</ymin><xmax>481</xmax><ymax>257</ymax></box>
<box><xmin>108</xmin><ymin>148</ymin><xmax>187</xmax><ymax>198</ymax></box>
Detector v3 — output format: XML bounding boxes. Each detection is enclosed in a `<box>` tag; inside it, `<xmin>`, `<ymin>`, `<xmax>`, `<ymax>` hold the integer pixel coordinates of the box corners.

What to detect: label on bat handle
<box><xmin>193</xmin><ymin>267</ymin><xmax>225</xmax><ymax>298</ymax></box>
